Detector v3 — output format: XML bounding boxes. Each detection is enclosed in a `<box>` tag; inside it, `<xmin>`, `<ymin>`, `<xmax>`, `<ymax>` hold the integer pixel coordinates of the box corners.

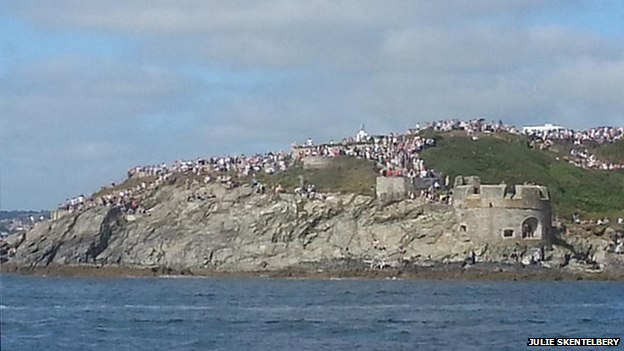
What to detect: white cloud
<box><xmin>10</xmin><ymin>1</ymin><xmax>563</xmax><ymax>33</ymax></box>
<box><xmin>0</xmin><ymin>56</ymin><xmax>200</xmax><ymax>123</ymax></box>
<box><xmin>1</xmin><ymin>0</ymin><xmax>623</xmax><ymax>209</ymax></box>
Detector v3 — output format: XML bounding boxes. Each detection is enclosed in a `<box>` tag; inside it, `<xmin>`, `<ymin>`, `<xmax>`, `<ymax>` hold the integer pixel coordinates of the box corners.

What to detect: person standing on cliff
<box><xmin>275</xmin><ymin>184</ymin><xmax>284</xmax><ymax>194</ymax></box>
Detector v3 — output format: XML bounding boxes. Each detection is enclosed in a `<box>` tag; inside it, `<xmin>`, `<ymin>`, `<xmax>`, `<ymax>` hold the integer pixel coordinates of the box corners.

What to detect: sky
<box><xmin>0</xmin><ymin>1</ymin><xmax>623</xmax><ymax>210</ymax></box>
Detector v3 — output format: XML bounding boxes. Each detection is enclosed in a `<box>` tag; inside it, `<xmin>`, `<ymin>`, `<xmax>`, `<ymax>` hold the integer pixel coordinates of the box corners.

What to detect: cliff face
<box><xmin>10</xmin><ymin>183</ymin><xmax>487</xmax><ymax>272</ymax></box>
<box><xmin>10</xmin><ymin>182</ymin><xmax>621</xmax><ymax>274</ymax></box>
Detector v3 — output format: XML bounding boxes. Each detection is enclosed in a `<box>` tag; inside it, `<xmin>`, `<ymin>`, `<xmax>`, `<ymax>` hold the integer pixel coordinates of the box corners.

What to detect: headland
<box><xmin>3</xmin><ymin>120</ymin><xmax>624</xmax><ymax>280</ymax></box>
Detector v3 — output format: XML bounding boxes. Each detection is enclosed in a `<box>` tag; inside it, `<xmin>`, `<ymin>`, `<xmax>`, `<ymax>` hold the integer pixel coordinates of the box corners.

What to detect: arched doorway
<box><xmin>521</xmin><ymin>217</ymin><xmax>540</xmax><ymax>238</ymax></box>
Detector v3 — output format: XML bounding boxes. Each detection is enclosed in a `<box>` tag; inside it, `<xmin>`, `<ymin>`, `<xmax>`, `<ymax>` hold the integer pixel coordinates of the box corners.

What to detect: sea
<box><xmin>1</xmin><ymin>274</ymin><xmax>623</xmax><ymax>351</ymax></box>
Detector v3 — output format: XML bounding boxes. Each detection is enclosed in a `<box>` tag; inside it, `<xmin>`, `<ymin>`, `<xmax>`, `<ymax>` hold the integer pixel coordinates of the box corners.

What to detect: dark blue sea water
<box><xmin>1</xmin><ymin>274</ymin><xmax>623</xmax><ymax>351</ymax></box>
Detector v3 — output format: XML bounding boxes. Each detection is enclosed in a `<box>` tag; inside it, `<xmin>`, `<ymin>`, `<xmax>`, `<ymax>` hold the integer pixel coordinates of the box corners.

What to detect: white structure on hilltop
<box><xmin>522</xmin><ymin>123</ymin><xmax>566</xmax><ymax>135</ymax></box>
<box><xmin>356</xmin><ymin>124</ymin><xmax>369</xmax><ymax>142</ymax></box>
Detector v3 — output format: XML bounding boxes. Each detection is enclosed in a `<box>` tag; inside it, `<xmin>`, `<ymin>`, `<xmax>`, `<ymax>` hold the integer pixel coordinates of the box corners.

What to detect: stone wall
<box><xmin>453</xmin><ymin>177</ymin><xmax>549</xmax><ymax>210</ymax></box>
<box><xmin>455</xmin><ymin>207</ymin><xmax>551</xmax><ymax>244</ymax></box>
<box><xmin>292</xmin><ymin>144</ymin><xmax>347</xmax><ymax>158</ymax></box>
<box><xmin>376</xmin><ymin>177</ymin><xmax>414</xmax><ymax>202</ymax></box>
<box><xmin>292</xmin><ymin>140</ymin><xmax>376</xmax><ymax>159</ymax></box>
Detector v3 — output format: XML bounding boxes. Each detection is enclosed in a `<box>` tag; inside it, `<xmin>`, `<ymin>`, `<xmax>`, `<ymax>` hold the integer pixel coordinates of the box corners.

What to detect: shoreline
<box><xmin>3</xmin><ymin>263</ymin><xmax>624</xmax><ymax>281</ymax></box>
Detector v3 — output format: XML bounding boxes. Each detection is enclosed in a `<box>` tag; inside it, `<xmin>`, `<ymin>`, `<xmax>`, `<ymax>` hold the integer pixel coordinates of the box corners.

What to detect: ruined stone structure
<box><xmin>452</xmin><ymin>176</ymin><xmax>551</xmax><ymax>245</ymax></box>
<box><xmin>376</xmin><ymin>177</ymin><xmax>414</xmax><ymax>202</ymax></box>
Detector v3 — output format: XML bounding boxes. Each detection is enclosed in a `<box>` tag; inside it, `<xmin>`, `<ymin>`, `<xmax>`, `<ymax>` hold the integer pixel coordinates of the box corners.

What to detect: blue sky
<box><xmin>529</xmin><ymin>1</ymin><xmax>624</xmax><ymax>37</ymax></box>
<box><xmin>0</xmin><ymin>0</ymin><xmax>623</xmax><ymax>210</ymax></box>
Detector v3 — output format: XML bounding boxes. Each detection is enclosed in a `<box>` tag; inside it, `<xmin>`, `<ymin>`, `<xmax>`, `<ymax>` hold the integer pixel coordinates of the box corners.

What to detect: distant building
<box><xmin>522</xmin><ymin>123</ymin><xmax>565</xmax><ymax>135</ymax></box>
<box><xmin>355</xmin><ymin>125</ymin><xmax>369</xmax><ymax>143</ymax></box>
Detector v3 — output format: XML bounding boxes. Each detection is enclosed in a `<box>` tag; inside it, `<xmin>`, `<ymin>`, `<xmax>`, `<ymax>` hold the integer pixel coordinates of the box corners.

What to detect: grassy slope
<box><xmin>95</xmin><ymin>157</ymin><xmax>378</xmax><ymax>199</ymax></box>
<box><xmin>420</xmin><ymin>134</ymin><xmax>624</xmax><ymax>219</ymax></box>
<box><xmin>594</xmin><ymin>139</ymin><xmax>624</xmax><ymax>165</ymax></box>
<box><xmin>257</xmin><ymin>157</ymin><xmax>378</xmax><ymax>196</ymax></box>
<box><xmin>546</xmin><ymin>138</ymin><xmax>624</xmax><ymax>166</ymax></box>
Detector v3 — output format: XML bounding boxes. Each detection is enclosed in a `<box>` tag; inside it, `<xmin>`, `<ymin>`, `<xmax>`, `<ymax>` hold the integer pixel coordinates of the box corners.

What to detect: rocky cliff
<box><xmin>8</xmin><ymin>182</ymin><xmax>472</xmax><ymax>271</ymax></box>
<box><xmin>6</xmin><ymin>182</ymin><xmax>623</xmax><ymax>276</ymax></box>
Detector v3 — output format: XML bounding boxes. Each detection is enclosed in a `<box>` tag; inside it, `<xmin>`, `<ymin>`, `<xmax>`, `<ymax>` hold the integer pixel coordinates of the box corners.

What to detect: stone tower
<box><xmin>452</xmin><ymin>176</ymin><xmax>551</xmax><ymax>245</ymax></box>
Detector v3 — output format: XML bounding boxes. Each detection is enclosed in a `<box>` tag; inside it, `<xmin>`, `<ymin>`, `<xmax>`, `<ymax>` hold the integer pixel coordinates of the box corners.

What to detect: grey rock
<box><xmin>8</xmin><ymin>183</ymin><xmax>619</xmax><ymax>273</ymax></box>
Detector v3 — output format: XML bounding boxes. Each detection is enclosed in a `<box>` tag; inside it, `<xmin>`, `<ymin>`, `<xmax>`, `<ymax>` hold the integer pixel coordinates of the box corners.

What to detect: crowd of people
<box><xmin>58</xmin><ymin>179</ymin><xmax>155</xmax><ymax>215</ymax></box>
<box><xmin>417</xmin><ymin>119</ymin><xmax>520</xmax><ymax>135</ymax></box>
<box><xmin>54</xmin><ymin>119</ymin><xmax>624</xmax><ymax>223</ymax></box>
<box><xmin>419</xmin><ymin>119</ymin><xmax>624</xmax><ymax>171</ymax></box>
<box><xmin>128</xmin><ymin>152</ymin><xmax>291</xmax><ymax>180</ymax></box>
<box><xmin>567</xmin><ymin>148</ymin><xmax>624</xmax><ymax>170</ymax></box>
<box><xmin>526</xmin><ymin>139</ymin><xmax>624</xmax><ymax>170</ymax></box>
<box><xmin>409</xmin><ymin>187</ymin><xmax>452</xmax><ymax>205</ymax></box>
<box><xmin>524</xmin><ymin>125</ymin><xmax>624</xmax><ymax>170</ymax></box>
<box><xmin>294</xmin><ymin>132</ymin><xmax>438</xmax><ymax>179</ymax></box>
<box><xmin>293</xmin><ymin>118</ymin><xmax>541</xmax><ymax>179</ymax></box>
<box><xmin>525</xmin><ymin>126</ymin><xmax>624</xmax><ymax>144</ymax></box>
<box><xmin>414</xmin><ymin>119</ymin><xmax>624</xmax><ymax>153</ymax></box>
<box><xmin>58</xmin><ymin>194</ymin><xmax>90</xmax><ymax>212</ymax></box>
<box><xmin>58</xmin><ymin>150</ymin><xmax>292</xmax><ymax>215</ymax></box>
<box><xmin>572</xmin><ymin>213</ymin><xmax>624</xmax><ymax>227</ymax></box>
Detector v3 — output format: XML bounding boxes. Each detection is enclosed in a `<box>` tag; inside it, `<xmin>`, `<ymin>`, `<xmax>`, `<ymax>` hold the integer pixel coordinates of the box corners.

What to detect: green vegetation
<box><xmin>94</xmin><ymin>157</ymin><xmax>378</xmax><ymax>198</ymax></box>
<box><xmin>545</xmin><ymin>138</ymin><xmax>624</xmax><ymax>167</ymax></box>
<box><xmin>257</xmin><ymin>157</ymin><xmax>378</xmax><ymax>196</ymax></box>
<box><xmin>95</xmin><ymin>134</ymin><xmax>624</xmax><ymax>220</ymax></box>
<box><xmin>420</xmin><ymin>134</ymin><xmax>624</xmax><ymax>219</ymax></box>
<box><xmin>93</xmin><ymin>176</ymin><xmax>157</xmax><ymax>198</ymax></box>
<box><xmin>594</xmin><ymin>139</ymin><xmax>624</xmax><ymax>165</ymax></box>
